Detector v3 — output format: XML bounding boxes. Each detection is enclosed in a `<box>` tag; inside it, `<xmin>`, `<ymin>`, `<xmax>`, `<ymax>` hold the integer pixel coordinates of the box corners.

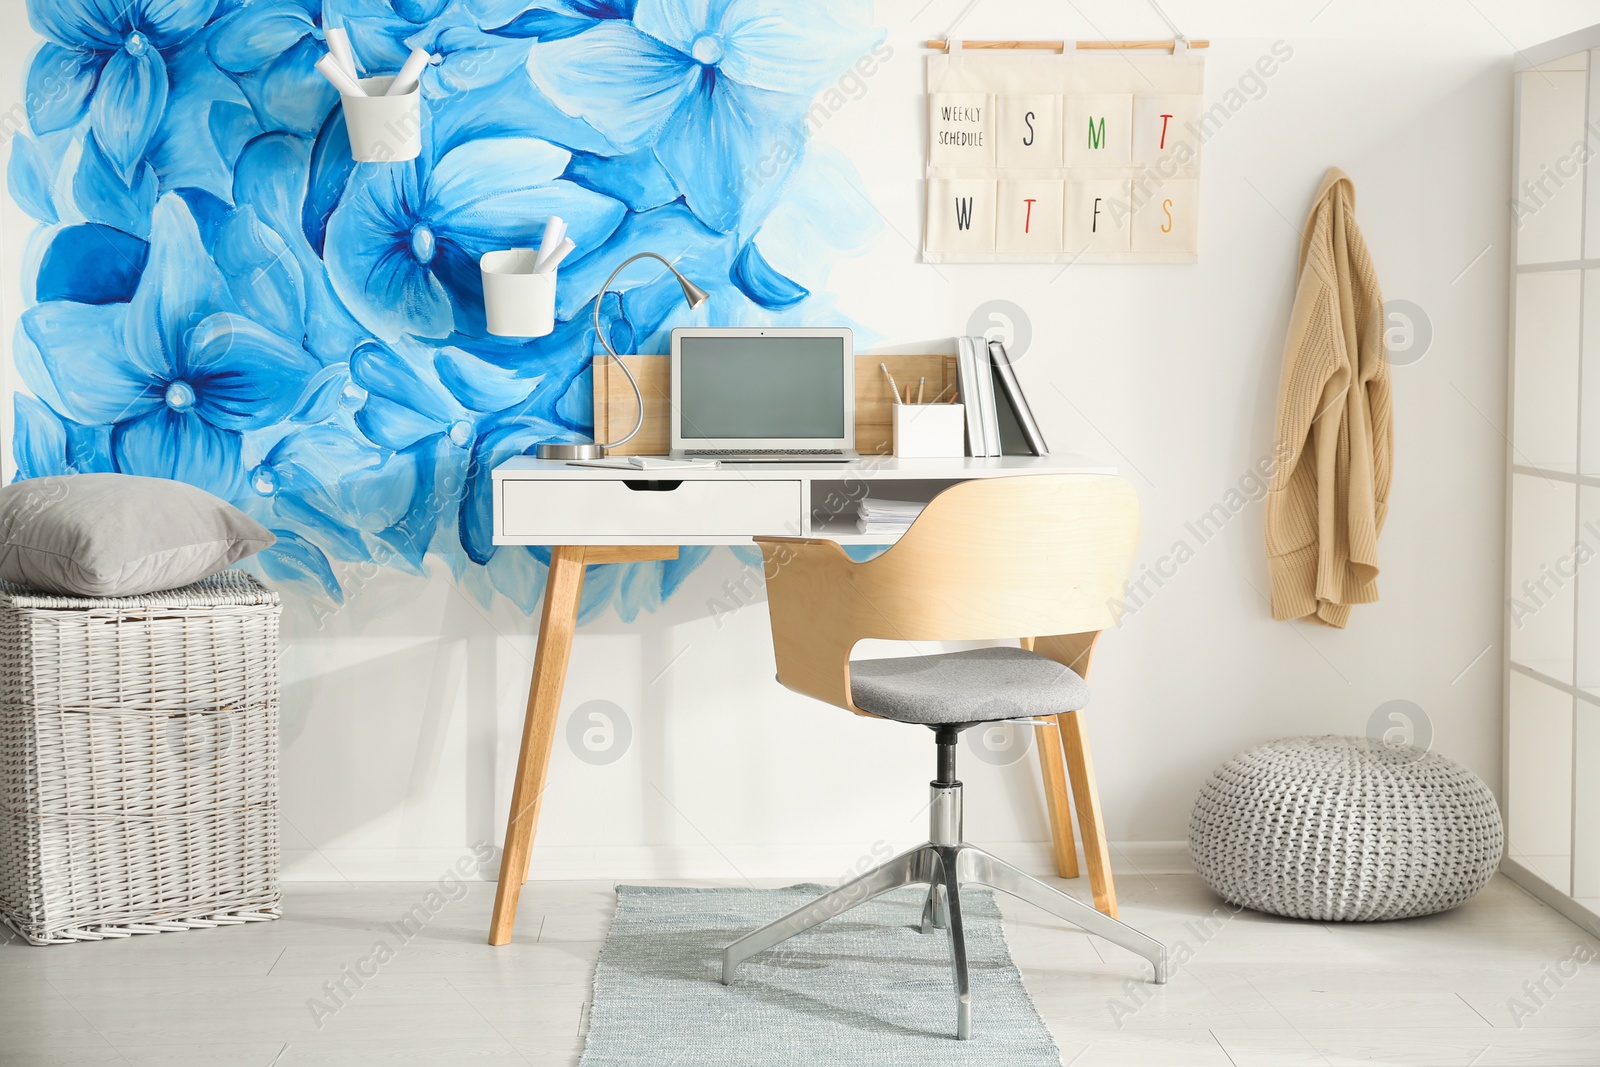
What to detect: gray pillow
<box><xmin>0</xmin><ymin>474</ymin><xmax>275</xmax><ymax>597</ymax></box>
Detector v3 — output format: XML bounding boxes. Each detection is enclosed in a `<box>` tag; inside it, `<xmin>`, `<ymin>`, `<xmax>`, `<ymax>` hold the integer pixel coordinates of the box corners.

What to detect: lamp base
<box><xmin>537</xmin><ymin>442</ymin><xmax>606</xmax><ymax>461</ymax></box>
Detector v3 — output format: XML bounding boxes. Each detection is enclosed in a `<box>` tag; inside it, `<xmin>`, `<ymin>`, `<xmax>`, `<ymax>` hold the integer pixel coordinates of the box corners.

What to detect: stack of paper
<box><xmin>856</xmin><ymin>498</ymin><xmax>927</xmax><ymax>535</ymax></box>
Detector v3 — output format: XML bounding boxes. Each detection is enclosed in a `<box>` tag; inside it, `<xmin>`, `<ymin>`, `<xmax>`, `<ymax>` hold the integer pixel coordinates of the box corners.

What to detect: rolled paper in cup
<box><xmin>534</xmin><ymin>216</ymin><xmax>567</xmax><ymax>271</ymax></box>
<box><xmin>387</xmin><ymin>47</ymin><xmax>433</xmax><ymax>97</ymax></box>
<box><xmin>325</xmin><ymin>27</ymin><xmax>359</xmax><ymax>80</ymax></box>
<box><xmin>316</xmin><ymin>53</ymin><xmax>366</xmax><ymax>97</ymax></box>
<box><xmin>535</xmin><ymin>237</ymin><xmax>575</xmax><ymax>274</ymax></box>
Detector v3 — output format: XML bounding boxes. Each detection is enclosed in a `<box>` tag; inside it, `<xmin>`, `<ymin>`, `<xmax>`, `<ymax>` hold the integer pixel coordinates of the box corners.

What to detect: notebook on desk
<box><xmin>669</xmin><ymin>327</ymin><xmax>857</xmax><ymax>463</ymax></box>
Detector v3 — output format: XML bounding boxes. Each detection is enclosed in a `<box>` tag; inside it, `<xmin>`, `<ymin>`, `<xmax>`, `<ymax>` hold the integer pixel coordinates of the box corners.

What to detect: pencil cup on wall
<box><xmin>893</xmin><ymin>404</ymin><xmax>966</xmax><ymax>458</ymax></box>
<box><xmin>480</xmin><ymin>249</ymin><xmax>556</xmax><ymax>337</ymax></box>
<box><xmin>342</xmin><ymin>76</ymin><xmax>422</xmax><ymax>162</ymax></box>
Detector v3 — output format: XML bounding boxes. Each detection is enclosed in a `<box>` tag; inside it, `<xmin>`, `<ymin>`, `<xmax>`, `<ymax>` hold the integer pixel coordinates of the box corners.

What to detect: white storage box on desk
<box><xmin>0</xmin><ymin>571</ymin><xmax>282</xmax><ymax>945</ymax></box>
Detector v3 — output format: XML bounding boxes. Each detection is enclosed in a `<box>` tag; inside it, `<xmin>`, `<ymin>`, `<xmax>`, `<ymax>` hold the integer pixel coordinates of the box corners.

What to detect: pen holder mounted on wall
<box><xmin>341</xmin><ymin>76</ymin><xmax>422</xmax><ymax>162</ymax></box>
<box><xmin>480</xmin><ymin>249</ymin><xmax>556</xmax><ymax>338</ymax></box>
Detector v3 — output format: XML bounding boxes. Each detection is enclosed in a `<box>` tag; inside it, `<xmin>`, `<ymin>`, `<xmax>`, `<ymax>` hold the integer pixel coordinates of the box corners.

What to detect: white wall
<box><xmin>10</xmin><ymin>1</ymin><xmax>1600</xmax><ymax>882</ymax></box>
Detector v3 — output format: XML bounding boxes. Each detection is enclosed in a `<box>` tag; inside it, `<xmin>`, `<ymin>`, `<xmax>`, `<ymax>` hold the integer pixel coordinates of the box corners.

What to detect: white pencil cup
<box><xmin>480</xmin><ymin>249</ymin><xmax>556</xmax><ymax>337</ymax></box>
<box><xmin>893</xmin><ymin>404</ymin><xmax>966</xmax><ymax>458</ymax></box>
<box><xmin>342</xmin><ymin>76</ymin><xmax>422</xmax><ymax>163</ymax></box>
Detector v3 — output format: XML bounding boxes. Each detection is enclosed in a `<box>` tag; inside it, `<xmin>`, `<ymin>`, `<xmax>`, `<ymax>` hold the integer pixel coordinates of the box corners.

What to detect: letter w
<box><xmin>954</xmin><ymin>197</ymin><xmax>974</xmax><ymax>230</ymax></box>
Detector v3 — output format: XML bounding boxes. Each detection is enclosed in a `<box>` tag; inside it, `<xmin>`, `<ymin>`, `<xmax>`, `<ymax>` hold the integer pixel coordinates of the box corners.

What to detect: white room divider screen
<box><xmin>1505</xmin><ymin>26</ymin><xmax>1600</xmax><ymax>938</ymax></box>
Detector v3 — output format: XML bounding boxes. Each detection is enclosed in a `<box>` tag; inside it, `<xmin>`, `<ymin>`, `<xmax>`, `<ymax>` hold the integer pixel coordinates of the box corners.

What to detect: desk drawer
<box><xmin>499</xmin><ymin>479</ymin><xmax>802</xmax><ymax>539</ymax></box>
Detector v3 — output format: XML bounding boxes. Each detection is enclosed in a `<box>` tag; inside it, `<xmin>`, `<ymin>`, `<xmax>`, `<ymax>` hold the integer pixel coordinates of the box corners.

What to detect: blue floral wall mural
<box><xmin>7</xmin><ymin>0</ymin><xmax>885</xmax><ymax>618</ymax></box>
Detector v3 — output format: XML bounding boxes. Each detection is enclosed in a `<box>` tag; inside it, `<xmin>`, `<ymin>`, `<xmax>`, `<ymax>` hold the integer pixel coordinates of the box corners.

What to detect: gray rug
<box><xmin>578</xmin><ymin>884</ymin><xmax>1063</xmax><ymax>1066</ymax></box>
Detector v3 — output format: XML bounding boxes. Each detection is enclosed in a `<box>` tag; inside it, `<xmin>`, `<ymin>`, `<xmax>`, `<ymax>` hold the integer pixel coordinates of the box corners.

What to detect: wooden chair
<box><xmin>720</xmin><ymin>473</ymin><xmax>1167</xmax><ymax>1039</ymax></box>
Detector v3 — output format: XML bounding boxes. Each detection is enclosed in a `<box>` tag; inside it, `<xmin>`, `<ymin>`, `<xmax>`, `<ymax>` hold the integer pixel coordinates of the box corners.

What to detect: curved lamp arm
<box><xmin>592</xmin><ymin>252</ymin><xmax>708</xmax><ymax>451</ymax></box>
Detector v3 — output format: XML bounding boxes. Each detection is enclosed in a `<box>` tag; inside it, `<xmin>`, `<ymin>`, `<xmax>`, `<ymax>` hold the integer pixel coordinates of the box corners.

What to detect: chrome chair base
<box><xmin>721</xmin><ymin>782</ymin><xmax>1168</xmax><ymax>1040</ymax></box>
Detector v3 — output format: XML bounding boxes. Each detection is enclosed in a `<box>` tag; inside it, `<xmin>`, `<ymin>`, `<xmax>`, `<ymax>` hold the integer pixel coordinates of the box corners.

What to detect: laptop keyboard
<box><xmin>685</xmin><ymin>448</ymin><xmax>844</xmax><ymax>456</ymax></box>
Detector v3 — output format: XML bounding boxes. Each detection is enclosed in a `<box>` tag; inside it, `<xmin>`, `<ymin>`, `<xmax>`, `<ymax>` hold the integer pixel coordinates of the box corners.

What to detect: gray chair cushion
<box><xmin>849</xmin><ymin>646</ymin><xmax>1090</xmax><ymax>725</ymax></box>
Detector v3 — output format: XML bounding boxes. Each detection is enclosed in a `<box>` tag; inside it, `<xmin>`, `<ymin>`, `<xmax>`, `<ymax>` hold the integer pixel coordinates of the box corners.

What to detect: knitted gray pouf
<box><xmin>1189</xmin><ymin>735</ymin><xmax>1503</xmax><ymax>921</ymax></box>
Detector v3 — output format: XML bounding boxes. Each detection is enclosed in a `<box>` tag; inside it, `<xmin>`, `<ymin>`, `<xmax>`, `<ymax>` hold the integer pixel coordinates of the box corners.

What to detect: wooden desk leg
<box><xmin>488</xmin><ymin>545</ymin><xmax>588</xmax><ymax>946</ymax></box>
<box><xmin>1060</xmin><ymin>710</ymin><xmax>1118</xmax><ymax>918</ymax></box>
<box><xmin>517</xmin><ymin>545</ymin><xmax>679</xmax><ymax>886</ymax></box>
<box><xmin>1034</xmin><ymin>715</ymin><xmax>1081</xmax><ymax>879</ymax></box>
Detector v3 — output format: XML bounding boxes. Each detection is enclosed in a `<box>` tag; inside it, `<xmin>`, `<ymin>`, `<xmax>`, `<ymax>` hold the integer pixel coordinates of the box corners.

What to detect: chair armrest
<box><xmin>1031</xmin><ymin>632</ymin><xmax>1102</xmax><ymax>680</ymax></box>
<box><xmin>755</xmin><ymin>538</ymin><xmax>867</xmax><ymax>714</ymax></box>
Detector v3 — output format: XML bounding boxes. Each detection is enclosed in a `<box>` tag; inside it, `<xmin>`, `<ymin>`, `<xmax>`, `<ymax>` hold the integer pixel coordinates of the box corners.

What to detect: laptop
<box><xmin>670</xmin><ymin>327</ymin><xmax>857</xmax><ymax>462</ymax></box>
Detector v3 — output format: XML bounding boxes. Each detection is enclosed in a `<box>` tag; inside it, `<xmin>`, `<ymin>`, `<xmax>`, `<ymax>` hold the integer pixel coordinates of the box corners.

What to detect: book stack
<box><xmin>956</xmin><ymin>337</ymin><xmax>1049</xmax><ymax>457</ymax></box>
<box><xmin>856</xmin><ymin>498</ymin><xmax>927</xmax><ymax>536</ymax></box>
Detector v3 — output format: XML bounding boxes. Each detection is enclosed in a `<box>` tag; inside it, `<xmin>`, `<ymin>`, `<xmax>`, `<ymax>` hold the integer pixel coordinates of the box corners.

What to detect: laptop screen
<box><xmin>677</xmin><ymin>335</ymin><xmax>847</xmax><ymax>440</ymax></box>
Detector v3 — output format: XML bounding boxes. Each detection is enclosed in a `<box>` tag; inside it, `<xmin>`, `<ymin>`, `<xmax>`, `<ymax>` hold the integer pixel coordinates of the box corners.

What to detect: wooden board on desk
<box><xmin>592</xmin><ymin>355</ymin><xmax>671</xmax><ymax>457</ymax></box>
<box><xmin>594</xmin><ymin>354</ymin><xmax>959</xmax><ymax>456</ymax></box>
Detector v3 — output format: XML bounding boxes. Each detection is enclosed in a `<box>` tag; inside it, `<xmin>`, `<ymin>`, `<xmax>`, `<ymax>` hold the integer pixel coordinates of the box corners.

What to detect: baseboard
<box><xmin>1501</xmin><ymin>857</ymin><xmax>1600</xmax><ymax>939</ymax></box>
<box><xmin>1108</xmin><ymin>840</ymin><xmax>1195</xmax><ymax>875</ymax></box>
<box><xmin>281</xmin><ymin>840</ymin><xmax>1195</xmax><ymax>882</ymax></box>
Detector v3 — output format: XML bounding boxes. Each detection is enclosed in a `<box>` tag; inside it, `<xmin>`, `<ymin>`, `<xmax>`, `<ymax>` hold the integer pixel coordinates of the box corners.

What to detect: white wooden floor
<box><xmin>1</xmin><ymin>871</ymin><xmax>1596</xmax><ymax>1066</ymax></box>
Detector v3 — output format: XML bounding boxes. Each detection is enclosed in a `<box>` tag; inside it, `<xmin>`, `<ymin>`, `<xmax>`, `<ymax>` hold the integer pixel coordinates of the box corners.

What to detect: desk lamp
<box><xmin>536</xmin><ymin>252</ymin><xmax>708</xmax><ymax>461</ymax></box>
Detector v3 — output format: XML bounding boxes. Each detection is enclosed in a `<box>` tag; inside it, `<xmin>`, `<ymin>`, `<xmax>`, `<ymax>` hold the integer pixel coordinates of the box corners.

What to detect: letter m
<box><xmin>954</xmin><ymin>197</ymin><xmax>974</xmax><ymax>230</ymax></box>
<box><xmin>0</xmin><ymin>105</ymin><xmax>25</xmax><ymax>141</ymax></box>
<box><xmin>1087</xmin><ymin>116</ymin><xmax>1106</xmax><ymax>149</ymax></box>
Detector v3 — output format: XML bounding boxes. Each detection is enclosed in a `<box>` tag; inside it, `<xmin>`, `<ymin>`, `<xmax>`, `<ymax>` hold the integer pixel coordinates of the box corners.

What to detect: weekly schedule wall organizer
<box><xmin>923</xmin><ymin>39</ymin><xmax>1207</xmax><ymax>264</ymax></box>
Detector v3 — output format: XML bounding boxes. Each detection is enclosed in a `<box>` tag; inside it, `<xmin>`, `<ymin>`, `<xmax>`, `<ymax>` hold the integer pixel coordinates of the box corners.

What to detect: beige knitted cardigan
<box><xmin>1265</xmin><ymin>168</ymin><xmax>1392</xmax><ymax>628</ymax></box>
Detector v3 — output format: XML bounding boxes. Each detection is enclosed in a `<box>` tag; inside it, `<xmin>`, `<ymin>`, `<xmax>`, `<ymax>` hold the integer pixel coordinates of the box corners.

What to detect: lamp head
<box><xmin>676</xmin><ymin>275</ymin><xmax>709</xmax><ymax>310</ymax></box>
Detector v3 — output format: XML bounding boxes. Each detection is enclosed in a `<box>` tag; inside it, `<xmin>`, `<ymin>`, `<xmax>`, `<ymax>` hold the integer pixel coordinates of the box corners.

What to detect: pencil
<box><xmin>917</xmin><ymin>376</ymin><xmax>926</xmax><ymax>404</ymax></box>
<box><xmin>880</xmin><ymin>362</ymin><xmax>901</xmax><ymax>405</ymax></box>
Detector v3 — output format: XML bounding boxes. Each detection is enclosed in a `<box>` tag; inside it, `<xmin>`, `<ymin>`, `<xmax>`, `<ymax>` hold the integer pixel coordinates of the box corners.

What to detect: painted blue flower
<box><xmin>16</xmin><ymin>195</ymin><xmax>319</xmax><ymax>499</ymax></box>
<box><xmin>25</xmin><ymin>0</ymin><xmax>220</xmax><ymax>178</ymax></box>
<box><xmin>328</xmin><ymin>0</ymin><xmax>533</xmax><ymax>75</ymax></box>
<box><xmin>66</xmin><ymin>132</ymin><xmax>158</xmax><ymax>245</ymax></box>
<box><xmin>257</xmin><ymin>528</ymin><xmax>345</xmax><ymax>602</ymax></box>
<box><xmin>147</xmin><ymin>34</ymin><xmax>259</xmax><ymax>201</ymax></box>
<box><xmin>11</xmin><ymin>0</ymin><xmax>886</xmax><ymax>615</ymax></box>
<box><xmin>493</xmin><ymin>1</ymin><xmax>637</xmax><ymax>42</ymax></box>
<box><xmin>248</xmin><ymin>423</ymin><xmax>414</xmax><ymax>568</ymax></box>
<box><xmin>234</xmin><ymin>132</ymin><xmax>374</xmax><ymax>366</ymax></box>
<box><xmin>528</xmin><ymin>0</ymin><xmax>878</xmax><ymax>233</ymax></box>
<box><xmin>207</xmin><ymin>0</ymin><xmax>337</xmax><ymax>138</ymax></box>
<box><xmin>324</xmin><ymin>136</ymin><xmax>627</xmax><ymax>340</ymax></box>
<box><xmin>351</xmin><ymin>337</ymin><xmax>570</xmax><ymax>565</ymax></box>
<box><xmin>404</xmin><ymin>4</ymin><xmax>531</xmax><ymax>96</ymax></box>
<box><xmin>551</xmin><ymin>200</ymin><xmax>730</xmax><ymax>325</ymax></box>
<box><xmin>11</xmin><ymin>392</ymin><xmax>114</xmax><ymax>479</ymax></box>
<box><xmin>9</xmin><ymin>132</ymin><xmax>64</xmax><ymax>224</ymax></box>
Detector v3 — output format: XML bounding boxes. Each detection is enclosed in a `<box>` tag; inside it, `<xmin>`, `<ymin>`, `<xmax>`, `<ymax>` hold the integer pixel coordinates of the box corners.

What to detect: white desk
<box><xmin>486</xmin><ymin>453</ymin><xmax>1117</xmax><ymax>944</ymax></box>
<box><xmin>493</xmin><ymin>454</ymin><xmax>1117</xmax><ymax>547</ymax></box>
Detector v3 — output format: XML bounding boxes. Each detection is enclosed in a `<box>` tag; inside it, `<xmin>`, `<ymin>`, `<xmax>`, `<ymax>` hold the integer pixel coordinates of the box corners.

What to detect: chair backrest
<box><xmin>757</xmin><ymin>474</ymin><xmax>1140</xmax><ymax>712</ymax></box>
<box><xmin>850</xmin><ymin>474</ymin><xmax>1139</xmax><ymax>641</ymax></box>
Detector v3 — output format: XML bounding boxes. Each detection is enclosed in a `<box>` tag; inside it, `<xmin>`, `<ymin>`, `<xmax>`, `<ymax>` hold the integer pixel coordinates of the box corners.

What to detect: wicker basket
<box><xmin>0</xmin><ymin>570</ymin><xmax>282</xmax><ymax>945</ymax></box>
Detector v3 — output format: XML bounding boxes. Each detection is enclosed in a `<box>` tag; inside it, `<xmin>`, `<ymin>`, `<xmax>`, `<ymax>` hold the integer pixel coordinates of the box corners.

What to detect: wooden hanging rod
<box><xmin>924</xmin><ymin>38</ymin><xmax>1209</xmax><ymax>53</ymax></box>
